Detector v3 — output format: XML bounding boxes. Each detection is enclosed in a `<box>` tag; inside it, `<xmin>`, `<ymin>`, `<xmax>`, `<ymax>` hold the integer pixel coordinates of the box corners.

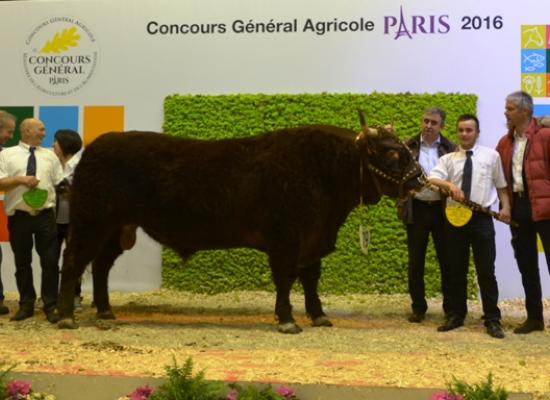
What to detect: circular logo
<box><xmin>23</xmin><ymin>16</ymin><xmax>98</xmax><ymax>96</ymax></box>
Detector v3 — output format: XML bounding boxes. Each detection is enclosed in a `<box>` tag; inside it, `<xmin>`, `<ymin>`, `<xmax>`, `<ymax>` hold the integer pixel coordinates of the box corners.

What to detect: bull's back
<box><xmin>70</xmin><ymin>127</ymin><xmax>359</xmax><ymax>253</ymax></box>
<box><xmin>74</xmin><ymin>126</ymin><xmax>358</xmax><ymax>197</ymax></box>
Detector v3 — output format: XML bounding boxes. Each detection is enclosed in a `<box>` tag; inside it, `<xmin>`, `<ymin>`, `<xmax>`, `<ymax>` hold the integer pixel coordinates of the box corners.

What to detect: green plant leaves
<box><xmin>162</xmin><ymin>93</ymin><xmax>477</xmax><ymax>295</ymax></box>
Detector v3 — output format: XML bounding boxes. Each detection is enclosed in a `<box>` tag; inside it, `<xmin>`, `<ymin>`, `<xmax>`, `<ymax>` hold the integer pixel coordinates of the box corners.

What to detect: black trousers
<box><xmin>8</xmin><ymin>209</ymin><xmax>59</xmax><ymax>310</ymax></box>
<box><xmin>406</xmin><ymin>199</ymin><xmax>451</xmax><ymax>315</ymax></box>
<box><xmin>445</xmin><ymin>213</ymin><xmax>501</xmax><ymax>323</ymax></box>
<box><xmin>510</xmin><ymin>193</ymin><xmax>550</xmax><ymax>320</ymax></box>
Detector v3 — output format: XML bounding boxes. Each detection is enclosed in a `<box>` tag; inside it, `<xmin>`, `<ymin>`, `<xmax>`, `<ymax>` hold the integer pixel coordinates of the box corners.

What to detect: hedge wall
<box><xmin>162</xmin><ymin>93</ymin><xmax>477</xmax><ymax>295</ymax></box>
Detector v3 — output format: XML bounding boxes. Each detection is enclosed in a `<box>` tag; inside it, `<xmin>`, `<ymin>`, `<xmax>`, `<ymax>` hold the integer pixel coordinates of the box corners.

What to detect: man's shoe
<box><xmin>45</xmin><ymin>308</ymin><xmax>60</xmax><ymax>324</ymax></box>
<box><xmin>0</xmin><ymin>301</ymin><xmax>9</xmax><ymax>315</ymax></box>
<box><xmin>10</xmin><ymin>306</ymin><xmax>34</xmax><ymax>321</ymax></box>
<box><xmin>407</xmin><ymin>313</ymin><xmax>425</xmax><ymax>323</ymax></box>
<box><xmin>437</xmin><ymin>316</ymin><xmax>463</xmax><ymax>332</ymax></box>
<box><xmin>486</xmin><ymin>321</ymin><xmax>505</xmax><ymax>339</ymax></box>
<box><xmin>513</xmin><ymin>319</ymin><xmax>545</xmax><ymax>334</ymax></box>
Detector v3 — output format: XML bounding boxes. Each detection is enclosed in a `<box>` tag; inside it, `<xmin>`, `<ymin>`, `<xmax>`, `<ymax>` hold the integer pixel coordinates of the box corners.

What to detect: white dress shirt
<box><xmin>0</xmin><ymin>142</ymin><xmax>64</xmax><ymax>216</ymax></box>
<box><xmin>512</xmin><ymin>132</ymin><xmax>527</xmax><ymax>193</ymax></box>
<box><xmin>414</xmin><ymin>136</ymin><xmax>442</xmax><ymax>202</ymax></box>
<box><xmin>63</xmin><ymin>148</ymin><xmax>83</xmax><ymax>185</ymax></box>
<box><xmin>429</xmin><ymin>144</ymin><xmax>507</xmax><ymax>208</ymax></box>
<box><xmin>56</xmin><ymin>148</ymin><xmax>83</xmax><ymax>224</ymax></box>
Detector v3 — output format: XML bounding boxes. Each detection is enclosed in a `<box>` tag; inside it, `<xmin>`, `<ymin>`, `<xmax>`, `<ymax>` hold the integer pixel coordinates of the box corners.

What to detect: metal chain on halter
<box><xmin>355</xmin><ymin>134</ymin><xmax>425</xmax><ymax>255</ymax></box>
<box><xmin>364</xmin><ymin>140</ymin><xmax>426</xmax><ymax>199</ymax></box>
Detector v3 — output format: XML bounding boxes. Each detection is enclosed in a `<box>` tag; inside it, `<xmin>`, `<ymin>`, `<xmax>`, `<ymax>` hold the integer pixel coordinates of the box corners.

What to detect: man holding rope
<box><xmin>496</xmin><ymin>91</ymin><xmax>550</xmax><ymax>334</ymax></box>
<box><xmin>428</xmin><ymin>114</ymin><xmax>511</xmax><ymax>339</ymax></box>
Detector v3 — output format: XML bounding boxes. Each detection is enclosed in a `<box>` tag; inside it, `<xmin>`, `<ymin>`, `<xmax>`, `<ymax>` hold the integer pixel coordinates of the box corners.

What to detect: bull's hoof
<box><xmin>95</xmin><ymin>320</ymin><xmax>115</xmax><ymax>331</ymax></box>
<box><xmin>58</xmin><ymin>318</ymin><xmax>79</xmax><ymax>329</ymax></box>
<box><xmin>96</xmin><ymin>310</ymin><xmax>116</xmax><ymax>320</ymax></box>
<box><xmin>312</xmin><ymin>315</ymin><xmax>333</xmax><ymax>327</ymax></box>
<box><xmin>278</xmin><ymin>322</ymin><xmax>303</xmax><ymax>334</ymax></box>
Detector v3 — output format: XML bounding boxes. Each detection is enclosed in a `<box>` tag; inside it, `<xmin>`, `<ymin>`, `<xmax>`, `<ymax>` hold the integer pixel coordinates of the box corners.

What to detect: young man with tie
<box><xmin>428</xmin><ymin>114</ymin><xmax>511</xmax><ymax>338</ymax></box>
<box><xmin>0</xmin><ymin>118</ymin><xmax>63</xmax><ymax>323</ymax></box>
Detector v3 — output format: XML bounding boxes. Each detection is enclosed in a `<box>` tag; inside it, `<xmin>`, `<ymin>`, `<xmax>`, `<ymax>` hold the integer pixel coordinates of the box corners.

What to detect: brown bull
<box><xmin>58</xmin><ymin>119</ymin><xmax>424</xmax><ymax>333</ymax></box>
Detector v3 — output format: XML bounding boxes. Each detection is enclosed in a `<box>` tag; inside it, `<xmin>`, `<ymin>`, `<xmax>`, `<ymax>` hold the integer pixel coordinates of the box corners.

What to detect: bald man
<box><xmin>0</xmin><ymin>118</ymin><xmax>63</xmax><ymax>323</ymax></box>
<box><xmin>0</xmin><ymin>110</ymin><xmax>16</xmax><ymax>315</ymax></box>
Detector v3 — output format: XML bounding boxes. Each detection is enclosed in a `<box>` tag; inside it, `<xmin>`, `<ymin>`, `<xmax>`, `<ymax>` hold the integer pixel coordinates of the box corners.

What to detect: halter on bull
<box><xmin>355</xmin><ymin>110</ymin><xmax>426</xmax><ymax>204</ymax></box>
<box><xmin>57</xmin><ymin>112</ymin><xmax>425</xmax><ymax>334</ymax></box>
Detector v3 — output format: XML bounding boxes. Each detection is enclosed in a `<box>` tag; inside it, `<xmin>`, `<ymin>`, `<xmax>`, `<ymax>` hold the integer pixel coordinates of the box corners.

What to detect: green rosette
<box><xmin>22</xmin><ymin>188</ymin><xmax>48</xmax><ymax>209</ymax></box>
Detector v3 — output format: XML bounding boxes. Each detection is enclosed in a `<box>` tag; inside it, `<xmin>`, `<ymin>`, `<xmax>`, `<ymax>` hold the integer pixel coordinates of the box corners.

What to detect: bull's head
<box><xmin>356</xmin><ymin>110</ymin><xmax>425</xmax><ymax>204</ymax></box>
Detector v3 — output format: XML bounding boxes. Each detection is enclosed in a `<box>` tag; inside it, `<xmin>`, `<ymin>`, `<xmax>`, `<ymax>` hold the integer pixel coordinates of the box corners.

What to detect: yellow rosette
<box><xmin>445</xmin><ymin>201</ymin><xmax>472</xmax><ymax>227</ymax></box>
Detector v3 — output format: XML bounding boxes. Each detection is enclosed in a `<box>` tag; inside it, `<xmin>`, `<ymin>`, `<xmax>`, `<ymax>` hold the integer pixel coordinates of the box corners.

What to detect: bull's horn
<box><xmin>357</xmin><ymin>109</ymin><xmax>378</xmax><ymax>136</ymax></box>
<box><xmin>358</xmin><ymin>109</ymin><xmax>367</xmax><ymax>131</ymax></box>
<box><xmin>383</xmin><ymin>123</ymin><xmax>395</xmax><ymax>134</ymax></box>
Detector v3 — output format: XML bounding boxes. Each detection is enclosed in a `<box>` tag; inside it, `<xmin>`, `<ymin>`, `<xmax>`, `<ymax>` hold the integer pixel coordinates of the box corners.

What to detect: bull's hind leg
<box><xmin>58</xmin><ymin>239</ymin><xmax>101</xmax><ymax>329</ymax></box>
<box><xmin>92</xmin><ymin>229</ymin><xmax>124</xmax><ymax>320</ymax></box>
<box><xmin>269</xmin><ymin>251</ymin><xmax>302</xmax><ymax>334</ymax></box>
<box><xmin>299</xmin><ymin>260</ymin><xmax>332</xmax><ymax>327</ymax></box>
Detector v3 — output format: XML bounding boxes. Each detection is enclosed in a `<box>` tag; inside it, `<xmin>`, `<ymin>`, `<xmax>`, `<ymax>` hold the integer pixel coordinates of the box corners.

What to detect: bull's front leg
<box><xmin>269</xmin><ymin>252</ymin><xmax>302</xmax><ymax>334</ymax></box>
<box><xmin>299</xmin><ymin>260</ymin><xmax>332</xmax><ymax>327</ymax></box>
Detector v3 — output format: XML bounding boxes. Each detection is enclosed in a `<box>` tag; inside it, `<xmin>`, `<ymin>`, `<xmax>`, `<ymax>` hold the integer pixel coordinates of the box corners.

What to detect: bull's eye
<box><xmin>379</xmin><ymin>149</ymin><xmax>401</xmax><ymax>172</ymax></box>
<box><xmin>386</xmin><ymin>149</ymin><xmax>400</xmax><ymax>162</ymax></box>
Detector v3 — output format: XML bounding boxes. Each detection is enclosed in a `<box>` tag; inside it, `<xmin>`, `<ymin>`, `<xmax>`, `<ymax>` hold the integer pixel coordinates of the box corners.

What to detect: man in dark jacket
<box><xmin>496</xmin><ymin>91</ymin><xmax>550</xmax><ymax>334</ymax></box>
<box><xmin>398</xmin><ymin>107</ymin><xmax>456</xmax><ymax>323</ymax></box>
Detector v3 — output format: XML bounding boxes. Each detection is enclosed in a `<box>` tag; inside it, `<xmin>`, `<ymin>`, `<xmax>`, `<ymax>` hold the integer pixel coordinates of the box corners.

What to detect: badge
<box><xmin>23</xmin><ymin>188</ymin><xmax>48</xmax><ymax>209</ymax></box>
<box><xmin>445</xmin><ymin>202</ymin><xmax>472</xmax><ymax>227</ymax></box>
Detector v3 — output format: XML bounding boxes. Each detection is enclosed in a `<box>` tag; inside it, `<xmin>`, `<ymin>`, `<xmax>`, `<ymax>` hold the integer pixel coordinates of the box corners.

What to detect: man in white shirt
<box><xmin>0</xmin><ymin>118</ymin><xmax>63</xmax><ymax>323</ymax></box>
<box><xmin>429</xmin><ymin>114</ymin><xmax>511</xmax><ymax>338</ymax></box>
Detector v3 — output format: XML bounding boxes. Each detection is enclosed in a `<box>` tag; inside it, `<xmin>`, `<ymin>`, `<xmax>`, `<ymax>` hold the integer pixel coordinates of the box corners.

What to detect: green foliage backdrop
<box><xmin>162</xmin><ymin>93</ymin><xmax>477</xmax><ymax>295</ymax></box>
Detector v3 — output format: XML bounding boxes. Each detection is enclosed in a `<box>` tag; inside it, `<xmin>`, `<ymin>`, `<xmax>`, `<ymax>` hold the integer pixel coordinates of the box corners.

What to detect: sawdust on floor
<box><xmin>0</xmin><ymin>290</ymin><xmax>549</xmax><ymax>398</ymax></box>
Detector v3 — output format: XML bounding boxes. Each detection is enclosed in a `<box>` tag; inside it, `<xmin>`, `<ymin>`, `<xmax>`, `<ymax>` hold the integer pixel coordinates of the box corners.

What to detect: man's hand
<box><xmin>447</xmin><ymin>182</ymin><xmax>465</xmax><ymax>202</ymax></box>
<box><xmin>497</xmin><ymin>204</ymin><xmax>511</xmax><ymax>224</ymax></box>
<box><xmin>18</xmin><ymin>176</ymin><xmax>40</xmax><ymax>188</ymax></box>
